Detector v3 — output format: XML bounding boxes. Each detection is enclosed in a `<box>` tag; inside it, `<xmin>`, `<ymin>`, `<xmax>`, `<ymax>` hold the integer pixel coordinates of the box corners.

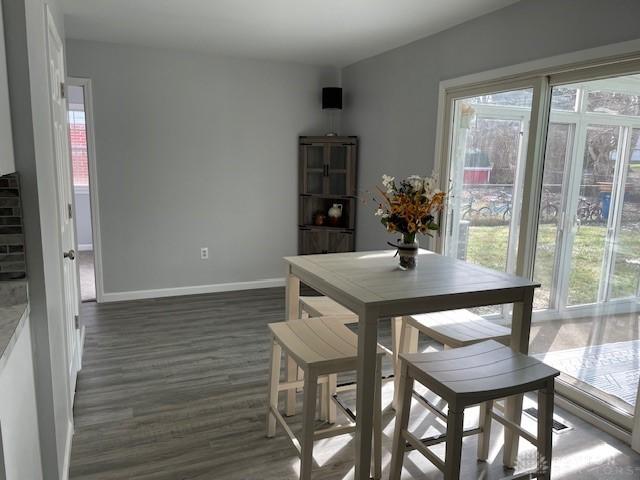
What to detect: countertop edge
<box><xmin>0</xmin><ymin>303</ymin><xmax>29</xmax><ymax>373</ymax></box>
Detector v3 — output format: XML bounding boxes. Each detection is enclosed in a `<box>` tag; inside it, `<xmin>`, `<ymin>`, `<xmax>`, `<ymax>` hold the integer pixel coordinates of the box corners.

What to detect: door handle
<box><xmin>63</xmin><ymin>249</ymin><xmax>76</xmax><ymax>261</ymax></box>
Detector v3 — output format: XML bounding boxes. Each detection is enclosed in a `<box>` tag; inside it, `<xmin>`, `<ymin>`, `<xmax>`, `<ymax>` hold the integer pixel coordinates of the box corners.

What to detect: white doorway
<box><xmin>66</xmin><ymin>78</ymin><xmax>102</xmax><ymax>303</ymax></box>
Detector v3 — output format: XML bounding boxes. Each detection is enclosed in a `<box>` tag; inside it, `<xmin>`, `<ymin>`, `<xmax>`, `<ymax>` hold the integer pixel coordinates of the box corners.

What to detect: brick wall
<box><xmin>69</xmin><ymin>112</ymin><xmax>89</xmax><ymax>186</ymax></box>
<box><xmin>0</xmin><ymin>173</ymin><xmax>25</xmax><ymax>280</ymax></box>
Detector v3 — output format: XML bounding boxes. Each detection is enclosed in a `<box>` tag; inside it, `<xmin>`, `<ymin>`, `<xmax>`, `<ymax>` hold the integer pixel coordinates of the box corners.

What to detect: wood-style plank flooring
<box><xmin>70</xmin><ymin>288</ymin><xmax>640</xmax><ymax>479</ymax></box>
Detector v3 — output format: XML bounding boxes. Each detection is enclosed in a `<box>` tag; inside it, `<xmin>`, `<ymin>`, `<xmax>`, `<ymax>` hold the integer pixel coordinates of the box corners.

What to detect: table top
<box><xmin>285</xmin><ymin>250</ymin><xmax>539</xmax><ymax>316</ymax></box>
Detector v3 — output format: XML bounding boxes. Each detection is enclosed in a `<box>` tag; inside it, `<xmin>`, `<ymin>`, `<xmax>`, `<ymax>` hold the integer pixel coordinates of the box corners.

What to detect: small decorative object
<box><xmin>313</xmin><ymin>211</ymin><xmax>326</xmax><ymax>226</ymax></box>
<box><xmin>327</xmin><ymin>203</ymin><xmax>343</xmax><ymax>226</ymax></box>
<box><xmin>370</xmin><ymin>173</ymin><xmax>446</xmax><ymax>269</ymax></box>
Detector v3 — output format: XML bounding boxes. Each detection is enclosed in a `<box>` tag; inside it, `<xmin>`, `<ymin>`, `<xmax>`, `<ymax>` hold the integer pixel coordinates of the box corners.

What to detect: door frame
<box><xmin>434</xmin><ymin>44</ymin><xmax>640</xmax><ymax>450</ymax></box>
<box><xmin>66</xmin><ymin>77</ymin><xmax>104</xmax><ymax>303</ymax></box>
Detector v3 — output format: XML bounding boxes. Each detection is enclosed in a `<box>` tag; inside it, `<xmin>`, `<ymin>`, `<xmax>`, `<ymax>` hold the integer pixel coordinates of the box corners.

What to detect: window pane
<box><xmin>447</xmin><ymin>89</ymin><xmax>533</xmax><ymax>316</ymax></box>
<box><xmin>567</xmin><ymin>125</ymin><xmax>619</xmax><ymax>306</ymax></box>
<box><xmin>466</xmin><ymin>89</ymin><xmax>532</xmax><ymax>107</ymax></box>
<box><xmin>586</xmin><ymin>90</ymin><xmax>640</xmax><ymax>116</ymax></box>
<box><xmin>609</xmin><ymin>128</ymin><xmax>640</xmax><ymax>299</ymax></box>
<box><xmin>550</xmin><ymin>86</ymin><xmax>578</xmax><ymax>112</ymax></box>
<box><xmin>533</xmin><ymin>123</ymin><xmax>572</xmax><ymax>310</ymax></box>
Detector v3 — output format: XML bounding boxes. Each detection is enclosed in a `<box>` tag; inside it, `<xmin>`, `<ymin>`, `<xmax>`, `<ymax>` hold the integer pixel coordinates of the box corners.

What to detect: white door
<box><xmin>46</xmin><ymin>8</ymin><xmax>81</xmax><ymax>397</ymax></box>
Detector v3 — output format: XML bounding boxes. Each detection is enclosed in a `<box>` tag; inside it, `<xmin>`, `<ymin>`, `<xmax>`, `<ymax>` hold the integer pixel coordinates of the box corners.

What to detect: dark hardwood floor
<box><xmin>69</xmin><ymin>288</ymin><xmax>640</xmax><ymax>479</ymax></box>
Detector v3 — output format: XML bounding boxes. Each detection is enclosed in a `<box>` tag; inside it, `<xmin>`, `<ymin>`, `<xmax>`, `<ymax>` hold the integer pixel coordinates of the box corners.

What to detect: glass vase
<box><xmin>398</xmin><ymin>233</ymin><xmax>419</xmax><ymax>270</ymax></box>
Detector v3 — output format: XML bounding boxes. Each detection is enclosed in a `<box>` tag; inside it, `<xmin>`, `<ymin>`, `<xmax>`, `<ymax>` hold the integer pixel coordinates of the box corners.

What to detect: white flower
<box><xmin>407</xmin><ymin>175</ymin><xmax>423</xmax><ymax>191</ymax></box>
<box><xmin>374</xmin><ymin>208</ymin><xmax>384</xmax><ymax>217</ymax></box>
<box><xmin>381</xmin><ymin>174</ymin><xmax>395</xmax><ymax>188</ymax></box>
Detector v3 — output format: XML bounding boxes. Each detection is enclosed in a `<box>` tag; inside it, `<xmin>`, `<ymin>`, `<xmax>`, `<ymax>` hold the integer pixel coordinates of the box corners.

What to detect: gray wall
<box><xmin>342</xmin><ymin>0</ymin><xmax>640</xmax><ymax>251</ymax></box>
<box><xmin>3</xmin><ymin>0</ymin><xmax>73</xmax><ymax>477</ymax></box>
<box><xmin>66</xmin><ymin>40</ymin><xmax>338</xmax><ymax>295</ymax></box>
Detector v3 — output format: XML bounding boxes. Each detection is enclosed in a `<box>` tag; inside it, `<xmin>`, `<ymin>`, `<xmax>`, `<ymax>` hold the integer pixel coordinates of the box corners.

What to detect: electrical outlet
<box><xmin>200</xmin><ymin>247</ymin><xmax>209</xmax><ymax>259</ymax></box>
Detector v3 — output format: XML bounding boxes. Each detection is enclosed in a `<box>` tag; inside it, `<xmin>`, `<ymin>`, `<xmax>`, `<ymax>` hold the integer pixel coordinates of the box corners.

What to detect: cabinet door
<box><xmin>302</xmin><ymin>144</ymin><xmax>325</xmax><ymax>195</ymax></box>
<box><xmin>327</xmin><ymin>144</ymin><xmax>349</xmax><ymax>195</ymax></box>
<box><xmin>299</xmin><ymin>229</ymin><xmax>327</xmax><ymax>254</ymax></box>
<box><xmin>327</xmin><ymin>230</ymin><xmax>354</xmax><ymax>253</ymax></box>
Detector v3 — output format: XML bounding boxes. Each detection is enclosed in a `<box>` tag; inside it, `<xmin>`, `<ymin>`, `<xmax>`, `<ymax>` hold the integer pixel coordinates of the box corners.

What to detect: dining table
<box><xmin>283</xmin><ymin>249</ymin><xmax>539</xmax><ymax>479</ymax></box>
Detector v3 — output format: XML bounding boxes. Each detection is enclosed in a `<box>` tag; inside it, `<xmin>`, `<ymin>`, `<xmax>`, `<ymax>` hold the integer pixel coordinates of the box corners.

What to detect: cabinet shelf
<box><xmin>300</xmin><ymin>193</ymin><xmax>356</xmax><ymax>200</ymax></box>
<box><xmin>299</xmin><ymin>225</ymin><xmax>355</xmax><ymax>232</ymax></box>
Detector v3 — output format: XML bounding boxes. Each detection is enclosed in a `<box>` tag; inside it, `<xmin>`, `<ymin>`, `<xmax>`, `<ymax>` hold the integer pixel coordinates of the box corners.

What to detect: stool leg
<box><xmin>266</xmin><ymin>338</ymin><xmax>282</xmax><ymax>438</ymax></box>
<box><xmin>320</xmin><ymin>377</ymin><xmax>328</xmax><ymax>422</ymax></box>
<box><xmin>393</xmin><ymin>319</ymin><xmax>418</xmax><ymax>409</ymax></box>
<box><xmin>537</xmin><ymin>379</ymin><xmax>555</xmax><ymax>480</ymax></box>
<box><xmin>389</xmin><ymin>360</ymin><xmax>413</xmax><ymax>480</ymax></box>
<box><xmin>444</xmin><ymin>407</ymin><xmax>464</xmax><ymax>480</ymax></box>
<box><xmin>477</xmin><ymin>400</ymin><xmax>493</xmax><ymax>461</ymax></box>
<box><xmin>391</xmin><ymin>316</ymin><xmax>402</xmax><ymax>402</ymax></box>
<box><xmin>328</xmin><ymin>374</ymin><xmax>337</xmax><ymax>424</ymax></box>
<box><xmin>300</xmin><ymin>370</ymin><xmax>318</xmax><ymax>480</ymax></box>
<box><xmin>372</xmin><ymin>357</ymin><xmax>382</xmax><ymax>480</ymax></box>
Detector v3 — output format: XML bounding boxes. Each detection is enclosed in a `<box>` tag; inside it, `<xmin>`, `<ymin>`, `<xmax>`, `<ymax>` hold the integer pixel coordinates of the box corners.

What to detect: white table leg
<box><xmin>504</xmin><ymin>288</ymin><xmax>534</xmax><ymax>468</ymax></box>
<box><xmin>354</xmin><ymin>307</ymin><xmax>379</xmax><ymax>480</ymax></box>
<box><xmin>285</xmin><ymin>270</ymin><xmax>300</xmax><ymax>416</ymax></box>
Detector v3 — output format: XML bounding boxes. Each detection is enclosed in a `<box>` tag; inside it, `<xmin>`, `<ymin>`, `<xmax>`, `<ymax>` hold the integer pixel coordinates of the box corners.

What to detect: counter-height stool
<box><xmin>299</xmin><ymin>296</ymin><xmax>358</xmax><ymax>322</ymax></box>
<box><xmin>266</xmin><ymin>317</ymin><xmax>385</xmax><ymax>480</ymax></box>
<box><xmin>390</xmin><ymin>340</ymin><xmax>560</xmax><ymax>480</ymax></box>
<box><xmin>393</xmin><ymin>309</ymin><xmax>511</xmax><ymax>408</ymax></box>
<box><xmin>298</xmin><ymin>296</ymin><xmax>395</xmax><ymax>423</ymax></box>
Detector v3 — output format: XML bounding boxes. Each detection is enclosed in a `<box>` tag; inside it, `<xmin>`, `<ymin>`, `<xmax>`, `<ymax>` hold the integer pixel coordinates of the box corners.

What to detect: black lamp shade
<box><xmin>322</xmin><ymin>87</ymin><xmax>342</xmax><ymax>110</ymax></box>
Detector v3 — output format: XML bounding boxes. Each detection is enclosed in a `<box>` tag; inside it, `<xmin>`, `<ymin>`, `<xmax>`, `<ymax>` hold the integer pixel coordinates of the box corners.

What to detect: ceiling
<box><xmin>61</xmin><ymin>0</ymin><xmax>520</xmax><ymax>67</ymax></box>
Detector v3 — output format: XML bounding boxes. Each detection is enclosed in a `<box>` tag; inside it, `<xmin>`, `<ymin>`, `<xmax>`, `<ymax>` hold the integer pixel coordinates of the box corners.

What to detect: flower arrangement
<box><xmin>372</xmin><ymin>173</ymin><xmax>446</xmax><ymax>268</ymax></box>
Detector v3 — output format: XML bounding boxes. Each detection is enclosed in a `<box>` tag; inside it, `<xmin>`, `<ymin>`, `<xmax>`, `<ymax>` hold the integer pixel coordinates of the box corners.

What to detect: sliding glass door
<box><xmin>445</xmin><ymin>89</ymin><xmax>532</xmax><ymax>316</ymax></box>
<box><xmin>442</xmin><ymin>70</ymin><xmax>640</xmax><ymax>443</ymax></box>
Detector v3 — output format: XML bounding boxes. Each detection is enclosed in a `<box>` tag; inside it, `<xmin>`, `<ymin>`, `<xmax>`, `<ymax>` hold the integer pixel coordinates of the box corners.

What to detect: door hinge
<box><xmin>74</xmin><ymin>315</ymin><xmax>80</xmax><ymax>329</ymax></box>
<box><xmin>68</xmin><ymin>203</ymin><xmax>73</xmax><ymax>219</ymax></box>
<box><xmin>60</xmin><ymin>82</ymin><xmax>66</xmax><ymax>99</ymax></box>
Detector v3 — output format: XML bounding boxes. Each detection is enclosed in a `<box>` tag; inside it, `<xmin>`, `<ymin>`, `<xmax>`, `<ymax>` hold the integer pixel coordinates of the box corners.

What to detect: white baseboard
<box><xmin>77</xmin><ymin>244</ymin><xmax>93</xmax><ymax>251</ymax></box>
<box><xmin>100</xmin><ymin>277</ymin><xmax>286</xmax><ymax>303</ymax></box>
<box><xmin>61</xmin><ymin>420</ymin><xmax>74</xmax><ymax>480</ymax></box>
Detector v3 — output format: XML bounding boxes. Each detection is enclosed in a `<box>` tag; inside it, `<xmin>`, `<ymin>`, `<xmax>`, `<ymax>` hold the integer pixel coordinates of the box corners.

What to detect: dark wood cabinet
<box><xmin>298</xmin><ymin>136</ymin><xmax>357</xmax><ymax>255</ymax></box>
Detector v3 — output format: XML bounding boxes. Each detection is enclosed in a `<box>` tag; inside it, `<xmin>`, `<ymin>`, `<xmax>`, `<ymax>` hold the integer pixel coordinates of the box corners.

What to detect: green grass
<box><xmin>465</xmin><ymin>224</ymin><xmax>640</xmax><ymax>309</ymax></box>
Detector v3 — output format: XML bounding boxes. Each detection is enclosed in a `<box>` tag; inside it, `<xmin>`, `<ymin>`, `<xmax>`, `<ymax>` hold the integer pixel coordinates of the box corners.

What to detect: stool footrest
<box><xmin>412</xmin><ymin>390</ymin><xmax>448</xmax><ymax>422</ymax></box>
<box><xmin>403</xmin><ymin>430</ymin><xmax>446</xmax><ymax>472</ymax></box>
<box><xmin>332</xmin><ymin>394</ymin><xmax>356</xmax><ymax>422</ymax></box>
<box><xmin>314</xmin><ymin>424</ymin><xmax>355</xmax><ymax>440</ymax></box>
<box><xmin>335</xmin><ymin>373</ymin><xmax>394</xmax><ymax>393</ymax></box>
<box><xmin>277</xmin><ymin>376</ymin><xmax>328</xmax><ymax>392</ymax></box>
<box><xmin>270</xmin><ymin>406</ymin><xmax>302</xmax><ymax>455</ymax></box>
<box><xmin>404</xmin><ymin>427</ymin><xmax>482</xmax><ymax>450</ymax></box>
<box><xmin>490</xmin><ymin>409</ymin><xmax>539</xmax><ymax>447</ymax></box>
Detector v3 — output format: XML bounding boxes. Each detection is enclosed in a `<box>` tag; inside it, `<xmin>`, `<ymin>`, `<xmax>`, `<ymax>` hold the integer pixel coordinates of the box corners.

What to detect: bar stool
<box><xmin>299</xmin><ymin>296</ymin><xmax>358</xmax><ymax>322</ymax></box>
<box><xmin>298</xmin><ymin>296</ymin><xmax>394</xmax><ymax>423</ymax></box>
<box><xmin>393</xmin><ymin>309</ymin><xmax>511</xmax><ymax>408</ymax></box>
<box><xmin>266</xmin><ymin>316</ymin><xmax>385</xmax><ymax>480</ymax></box>
<box><xmin>390</xmin><ymin>340</ymin><xmax>560</xmax><ymax>480</ymax></box>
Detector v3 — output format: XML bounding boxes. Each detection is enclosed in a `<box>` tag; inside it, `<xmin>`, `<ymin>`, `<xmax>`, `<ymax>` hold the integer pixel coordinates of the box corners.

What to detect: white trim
<box><xmin>61</xmin><ymin>419</ymin><xmax>73</xmax><ymax>480</ymax></box>
<box><xmin>101</xmin><ymin>277</ymin><xmax>286</xmax><ymax>303</ymax></box>
<box><xmin>77</xmin><ymin>243</ymin><xmax>93</xmax><ymax>251</ymax></box>
<box><xmin>439</xmin><ymin>39</ymin><xmax>640</xmax><ymax>91</ymax></box>
<box><xmin>555</xmin><ymin>395</ymin><xmax>631</xmax><ymax>445</ymax></box>
<box><xmin>67</xmin><ymin>77</ymin><xmax>105</xmax><ymax>303</ymax></box>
